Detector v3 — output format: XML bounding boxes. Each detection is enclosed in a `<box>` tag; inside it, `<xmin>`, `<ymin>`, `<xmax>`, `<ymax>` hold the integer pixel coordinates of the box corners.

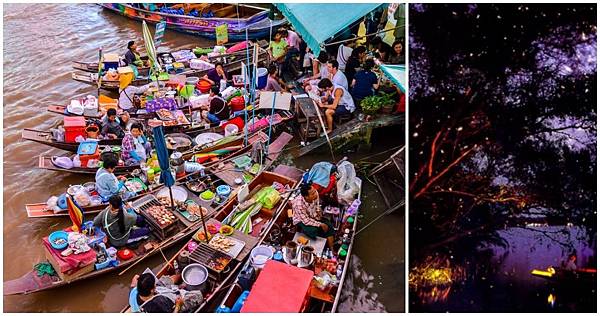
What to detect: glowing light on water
<box><xmin>547</xmin><ymin>293</ymin><xmax>556</xmax><ymax>308</ymax></box>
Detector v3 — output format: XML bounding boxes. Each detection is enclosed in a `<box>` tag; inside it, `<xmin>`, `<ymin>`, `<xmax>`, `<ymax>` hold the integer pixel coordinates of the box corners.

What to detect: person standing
<box><xmin>336</xmin><ymin>42</ymin><xmax>353</xmax><ymax>72</ymax></box>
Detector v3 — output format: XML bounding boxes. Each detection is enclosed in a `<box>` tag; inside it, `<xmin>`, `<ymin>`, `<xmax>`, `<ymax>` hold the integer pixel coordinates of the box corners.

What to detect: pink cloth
<box><xmin>241</xmin><ymin>260</ymin><xmax>314</xmax><ymax>312</ymax></box>
<box><xmin>43</xmin><ymin>237</ymin><xmax>97</xmax><ymax>274</ymax></box>
<box><xmin>226</xmin><ymin>41</ymin><xmax>249</xmax><ymax>54</ymax></box>
<box><xmin>286</xmin><ymin>30</ymin><xmax>301</xmax><ymax>50</ymax></box>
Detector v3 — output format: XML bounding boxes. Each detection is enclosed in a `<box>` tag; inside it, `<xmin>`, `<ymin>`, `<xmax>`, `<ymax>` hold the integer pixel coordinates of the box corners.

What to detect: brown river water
<box><xmin>3</xmin><ymin>3</ymin><xmax>404</xmax><ymax>312</ymax></box>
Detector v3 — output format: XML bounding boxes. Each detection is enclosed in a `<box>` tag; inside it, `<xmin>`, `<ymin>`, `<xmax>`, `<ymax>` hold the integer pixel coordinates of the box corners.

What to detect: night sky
<box><xmin>409</xmin><ymin>4</ymin><xmax>596</xmax><ymax>312</ymax></box>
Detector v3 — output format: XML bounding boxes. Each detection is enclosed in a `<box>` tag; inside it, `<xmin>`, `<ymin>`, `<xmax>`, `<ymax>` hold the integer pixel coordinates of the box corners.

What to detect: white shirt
<box><xmin>332</xmin><ymin>70</ymin><xmax>349</xmax><ymax>90</ymax></box>
<box><xmin>337</xmin><ymin>44</ymin><xmax>353</xmax><ymax>72</ymax></box>
<box><xmin>334</xmin><ymin>84</ymin><xmax>355</xmax><ymax>113</ymax></box>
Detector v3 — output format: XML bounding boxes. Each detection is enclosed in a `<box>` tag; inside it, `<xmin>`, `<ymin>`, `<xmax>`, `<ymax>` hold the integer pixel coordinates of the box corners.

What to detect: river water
<box><xmin>3</xmin><ymin>3</ymin><xmax>405</xmax><ymax>312</ymax></box>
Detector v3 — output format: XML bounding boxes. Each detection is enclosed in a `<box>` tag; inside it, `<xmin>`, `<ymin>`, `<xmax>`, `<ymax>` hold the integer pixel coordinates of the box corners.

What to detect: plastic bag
<box><xmin>46</xmin><ymin>196</ymin><xmax>60</xmax><ymax>212</ymax></box>
<box><xmin>74</xmin><ymin>191</ymin><xmax>91</xmax><ymax>207</ymax></box>
<box><xmin>253</xmin><ymin>186</ymin><xmax>281</xmax><ymax>210</ymax></box>
<box><xmin>52</xmin><ymin>156</ymin><xmax>74</xmax><ymax>169</ymax></box>
<box><xmin>336</xmin><ymin>161</ymin><xmax>361</xmax><ymax>205</ymax></box>
<box><xmin>73</xmin><ymin>155</ymin><xmax>82</xmax><ymax>168</ymax></box>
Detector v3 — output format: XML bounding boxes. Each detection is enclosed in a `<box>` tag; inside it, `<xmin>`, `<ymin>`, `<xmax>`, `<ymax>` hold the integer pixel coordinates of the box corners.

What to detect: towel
<box><xmin>306</xmin><ymin>162</ymin><xmax>335</xmax><ymax>188</ymax></box>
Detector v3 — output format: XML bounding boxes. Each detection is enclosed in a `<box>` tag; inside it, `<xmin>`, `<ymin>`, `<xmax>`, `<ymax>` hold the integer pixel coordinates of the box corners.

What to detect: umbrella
<box><xmin>97</xmin><ymin>47</ymin><xmax>103</xmax><ymax>94</ymax></box>
<box><xmin>66</xmin><ymin>195</ymin><xmax>84</xmax><ymax>232</ymax></box>
<box><xmin>152</xmin><ymin>124</ymin><xmax>210</xmax><ymax>239</ymax></box>
<box><xmin>142</xmin><ymin>20</ymin><xmax>161</xmax><ymax>84</ymax></box>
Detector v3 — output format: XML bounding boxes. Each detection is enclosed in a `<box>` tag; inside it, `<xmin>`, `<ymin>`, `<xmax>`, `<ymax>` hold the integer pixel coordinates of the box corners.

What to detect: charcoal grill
<box><xmin>132</xmin><ymin>194</ymin><xmax>180</xmax><ymax>240</ymax></box>
<box><xmin>189</xmin><ymin>243</ymin><xmax>232</xmax><ymax>274</ymax></box>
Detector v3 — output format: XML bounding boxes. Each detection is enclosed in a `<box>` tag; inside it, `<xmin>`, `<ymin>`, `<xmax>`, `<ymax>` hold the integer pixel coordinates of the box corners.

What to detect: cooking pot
<box><xmin>181</xmin><ymin>263</ymin><xmax>209</xmax><ymax>292</ymax></box>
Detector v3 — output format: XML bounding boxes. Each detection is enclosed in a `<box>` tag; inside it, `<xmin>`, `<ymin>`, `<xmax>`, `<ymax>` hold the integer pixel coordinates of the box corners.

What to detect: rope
<box><xmin>324</xmin><ymin>26</ymin><xmax>404</xmax><ymax>47</ymax></box>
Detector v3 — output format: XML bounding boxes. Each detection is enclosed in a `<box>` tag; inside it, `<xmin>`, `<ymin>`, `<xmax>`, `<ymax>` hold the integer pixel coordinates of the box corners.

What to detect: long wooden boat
<box><xmin>72</xmin><ymin>40</ymin><xmax>268</xmax><ymax>74</ymax></box>
<box><xmin>21</xmin><ymin>128</ymin><xmax>121</xmax><ymax>152</ymax></box>
<box><xmin>27</xmin><ymin>131</ymin><xmax>268</xmax><ymax>218</ymax></box>
<box><xmin>72</xmin><ymin>45</ymin><xmax>270</xmax><ymax>91</ymax></box>
<box><xmin>4</xmin><ymin>172</ymin><xmax>231</xmax><ymax>296</ymax></box>
<box><xmin>217</xmin><ymin>168</ymin><xmax>362</xmax><ymax>313</ymax></box>
<box><xmin>26</xmin><ymin>129</ymin><xmax>293</xmax><ymax>219</ymax></box>
<box><xmin>120</xmin><ymin>169</ymin><xmax>300</xmax><ymax>312</ymax></box>
<box><xmin>99</xmin><ymin>3</ymin><xmax>286</xmax><ymax>41</ymax></box>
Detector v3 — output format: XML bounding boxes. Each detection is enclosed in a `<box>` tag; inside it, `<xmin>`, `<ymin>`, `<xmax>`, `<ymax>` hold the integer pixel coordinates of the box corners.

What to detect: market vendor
<box><xmin>129</xmin><ymin>272</ymin><xmax>203</xmax><ymax>313</ymax></box>
<box><xmin>95</xmin><ymin>152</ymin><xmax>134</xmax><ymax>201</ymax></box>
<box><xmin>203</xmin><ymin>62</ymin><xmax>228</xmax><ymax>86</ymax></box>
<box><xmin>291</xmin><ymin>182</ymin><xmax>335</xmax><ymax>250</ymax></box>
<box><xmin>93</xmin><ymin>195</ymin><xmax>150</xmax><ymax>248</ymax></box>
<box><xmin>316</xmin><ymin>78</ymin><xmax>356</xmax><ymax>133</ymax></box>
<box><xmin>201</xmin><ymin>86</ymin><xmax>231</xmax><ymax>123</ymax></box>
<box><xmin>101</xmin><ymin>108</ymin><xmax>125</xmax><ymax>139</ymax></box>
<box><xmin>124</xmin><ymin>41</ymin><xmax>150</xmax><ymax>68</ymax></box>
<box><xmin>121</xmin><ymin>122</ymin><xmax>151</xmax><ymax>166</ymax></box>
<box><xmin>264</xmin><ymin>65</ymin><xmax>288</xmax><ymax>92</ymax></box>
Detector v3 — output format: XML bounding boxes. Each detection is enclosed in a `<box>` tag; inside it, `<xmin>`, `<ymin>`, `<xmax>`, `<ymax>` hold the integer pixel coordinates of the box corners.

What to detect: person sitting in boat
<box><xmin>95</xmin><ymin>152</ymin><xmax>134</xmax><ymax>201</ymax></box>
<box><xmin>129</xmin><ymin>272</ymin><xmax>204</xmax><ymax>313</ymax></box>
<box><xmin>119</xmin><ymin>111</ymin><xmax>133</xmax><ymax>131</ymax></box>
<box><xmin>201</xmin><ymin>86</ymin><xmax>231</xmax><ymax>124</ymax></box>
<box><xmin>269</xmin><ymin>30</ymin><xmax>288</xmax><ymax>73</ymax></box>
<box><xmin>124</xmin><ymin>41</ymin><xmax>149</xmax><ymax>68</ymax></box>
<box><xmin>316</xmin><ymin>78</ymin><xmax>356</xmax><ymax>133</ymax></box>
<box><xmin>203</xmin><ymin>62</ymin><xmax>228</xmax><ymax>86</ymax></box>
<box><xmin>122</xmin><ymin>122</ymin><xmax>151</xmax><ymax>166</ymax></box>
<box><xmin>93</xmin><ymin>195</ymin><xmax>150</xmax><ymax>248</ymax></box>
<box><xmin>264</xmin><ymin>65</ymin><xmax>288</xmax><ymax>92</ymax></box>
<box><xmin>291</xmin><ymin>182</ymin><xmax>335</xmax><ymax>250</ymax></box>
<box><xmin>304</xmin><ymin>161</ymin><xmax>338</xmax><ymax>205</ymax></box>
<box><xmin>101</xmin><ymin>108</ymin><xmax>125</xmax><ymax>139</ymax></box>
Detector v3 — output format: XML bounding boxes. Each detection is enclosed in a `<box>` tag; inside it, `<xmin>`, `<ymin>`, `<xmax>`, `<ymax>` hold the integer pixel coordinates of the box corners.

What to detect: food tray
<box><xmin>188</xmin><ymin>243</ymin><xmax>232</xmax><ymax>273</ymax></box>
<box><xmin>125</xmin><ymin>177</ymin><xmax>147</xmax><ymax>193</ymax></box>
<box><xmin>156</xmin><ymin>108</ymin><xmax>176</xmax><ymax>121</ymax></box>
<box><xmin>208</xmin><ymin>233</ymin><xmax>245</xmax><ymax>259</ymax></box>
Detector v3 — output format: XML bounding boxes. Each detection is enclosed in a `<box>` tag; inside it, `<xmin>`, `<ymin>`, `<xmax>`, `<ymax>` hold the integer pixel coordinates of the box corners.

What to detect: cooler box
<box><xmin>64</xmin><ymin>117</ymin><xmax>86</xmax><ymax>143</ymax></box>
<box><xmin>78</xmin><ymin>141</ymin><xmax>100</xmax><ymax>168</ymax></box>
<box><xmin>241</xmin><ymin>260</ymin><xmax>314</xmax><ymax>313</ymax></box>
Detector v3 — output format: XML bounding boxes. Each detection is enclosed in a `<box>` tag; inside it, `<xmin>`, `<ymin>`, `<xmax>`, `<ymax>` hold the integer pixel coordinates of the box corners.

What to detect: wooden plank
<box><xmin>272</xmin><ymin>165</ymin><xmax>305</xmax><ymax>182</ymax></box>
<box><xmin>298</xmin><ymin>115</ymin><xmax>404</xmax><ymax>157</ymax></box>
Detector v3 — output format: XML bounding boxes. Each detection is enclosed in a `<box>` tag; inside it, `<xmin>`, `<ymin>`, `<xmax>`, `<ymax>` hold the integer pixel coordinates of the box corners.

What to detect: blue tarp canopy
<box><xmin>379</xmin><ymin>64</ymin><xmax>406</xmax><ymax>93</ymax></box>
<box><xmin>275</xmin><ymin>3</ymin><xmax>380</xmax><ymax>56</ymax></box>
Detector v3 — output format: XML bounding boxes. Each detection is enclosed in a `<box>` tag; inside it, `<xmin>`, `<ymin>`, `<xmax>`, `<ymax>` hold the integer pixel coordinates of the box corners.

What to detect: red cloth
<box><xmin>42</xmin><ymin>236</ymin><xmax>96</xmax><ymax>274</ymax></box>
<box><xmin>224</xmin><ymin>116</ymin><xmax>245</xmax><ymax>130</ymax></box>
<box><xmin>395</xmin><ymin>93</ymin><xmax>405</xmax><ymax>113</ymax></box>
<box><xmin>241</xmin><ymin>260</ymin><xmax>314</xmax><ymax>313</ymax></box>
<box><xmin>312</xmin><ymin>175</ymin><xmax>336</xmax><ymax>197</ymax></box>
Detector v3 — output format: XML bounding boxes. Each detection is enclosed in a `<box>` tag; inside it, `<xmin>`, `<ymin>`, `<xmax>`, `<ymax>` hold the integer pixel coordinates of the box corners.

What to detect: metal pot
<box><xmin>300</xmin><ymin>246</ymin><xmax>314</xmax><ymax>265</ymax></box>
<box><xmin>181</xmin><ymin>263</ymin><xmax>209</xmax><ymax>292</ymax></box>
<box><xmin>285</xmin><ymin>241</ymin><xmax>298</xmax><ymax>263</ymax></box>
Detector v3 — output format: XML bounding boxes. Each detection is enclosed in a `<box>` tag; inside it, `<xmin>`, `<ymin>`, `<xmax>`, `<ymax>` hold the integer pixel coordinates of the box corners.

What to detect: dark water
<box><xmin>3</xmin><ymin>3</ymin><xmax>405</xmax><ymax>312</ymax></box>
<box><xmin>410</xmin><ymin>226</ymin><xmax>597</xmax><ymax>312</ymax></box>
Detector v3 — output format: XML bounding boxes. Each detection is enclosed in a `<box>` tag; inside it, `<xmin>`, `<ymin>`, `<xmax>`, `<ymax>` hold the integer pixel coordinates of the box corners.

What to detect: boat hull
<box><xmin>99</xmin><ymin>3</ymin><xmax>286</xmax><ymax>41</ymax></box>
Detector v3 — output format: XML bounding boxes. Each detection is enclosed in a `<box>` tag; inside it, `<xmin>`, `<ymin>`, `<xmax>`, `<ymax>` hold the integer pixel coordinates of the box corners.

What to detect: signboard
<box><xmin>154</xmin><ymin>21</ymin><xmax>167</xmax><ymax>48</ymax></box>
<box><xmin>216</xmin><ymin>23</ymin><xmax>229</xmax><ymax>45</ymax></box>
<box><xmin>258</xmin><ymin>91</ymin><xmax>292</xmax><ymax>111</ymax></box>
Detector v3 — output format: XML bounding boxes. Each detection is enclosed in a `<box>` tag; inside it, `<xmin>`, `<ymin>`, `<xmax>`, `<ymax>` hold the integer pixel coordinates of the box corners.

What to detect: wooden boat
<box><xmin>72</xmin><ymin>41</ymin><xmax>268</xmax><ymax>74</ymax></box>
<box><xmin>27</xmin><ymin>132</ymin><xmax>268</xmax><ymax>218</ymax></box>
<box><xmin>4</xmin><ymin>173</ymin><xmax>231</xmax><ymax>296</ymax></box>
<box><xmin>26</xmin><ymin>129</ymin><xmax>293</xmax><ymax>219</ymax></box>
<box><xmin>120</xmin><ymin>169</ymin><xmax>300</xmax><ymax>312</ymax></box>
<box><xmin>99</xmin><ymin>3</ymin><xmax>286</xmax><ymax>41</ymax></box>
<box><xmin>217</xmin><ymin>172</ymin><xmax>362</xmax><ymax>313</ymax></box>
<box><xmin>6</xmin><ymin>132</ymin><xmax>295</xmax><ymax>296</ymax></box>
<box><xmin>72</xmin><ymin>45</ymin><xmax>270</xmax><ymax>91</ymax></box>
<box><xmin>21</xmin><ymin>128</ymin><xmax>121</xmax><ymax>152</ymax></box>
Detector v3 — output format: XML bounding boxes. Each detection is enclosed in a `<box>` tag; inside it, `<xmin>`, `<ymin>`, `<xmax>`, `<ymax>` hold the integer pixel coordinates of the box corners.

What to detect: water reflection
<box><xmin>410</xmin><ymin>226</ymin><xmax>596</xmax><ymax>312</ymax></box>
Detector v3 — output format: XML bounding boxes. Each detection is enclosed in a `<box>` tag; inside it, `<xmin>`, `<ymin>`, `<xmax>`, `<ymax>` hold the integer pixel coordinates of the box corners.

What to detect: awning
<box><xmin>379</xmin><ymin>64</ymin><xmax>406</xmax><ymax>93</ymax></box>
<box><xmin>275</xmin><ymin>3</ymin><xmax>380</xmax><ymax>56</ymax></box>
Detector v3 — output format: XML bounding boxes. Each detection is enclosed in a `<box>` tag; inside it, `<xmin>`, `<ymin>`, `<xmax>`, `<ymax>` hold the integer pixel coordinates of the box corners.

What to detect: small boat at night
<box><xmin>99</xmin><ymin>3</ymin><xmax>286</xmax><ymax>41</ymax></box>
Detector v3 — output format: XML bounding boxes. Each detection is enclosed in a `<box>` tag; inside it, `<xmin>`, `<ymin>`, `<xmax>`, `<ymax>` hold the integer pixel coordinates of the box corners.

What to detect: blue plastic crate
<box><xmin>77</xmin><ymin>141</ymin><xmax>99</xmax><ymax>156</ymax></box>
